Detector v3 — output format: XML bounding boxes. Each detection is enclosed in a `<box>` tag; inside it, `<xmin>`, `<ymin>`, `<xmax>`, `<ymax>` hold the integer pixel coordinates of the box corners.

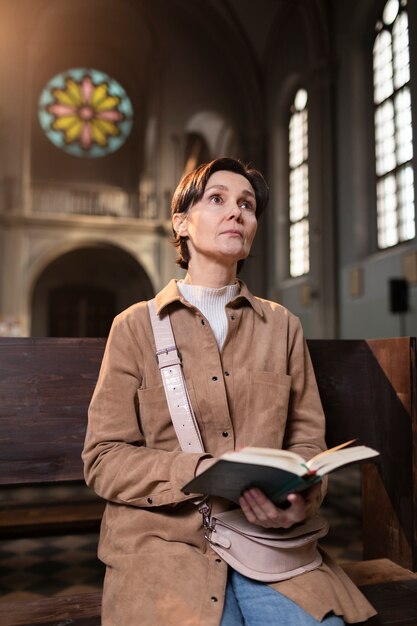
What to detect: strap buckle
<box><xmin>155</xmin><ymin>346</ymin><xmax>182</xmax><ymax>365</ymax></box>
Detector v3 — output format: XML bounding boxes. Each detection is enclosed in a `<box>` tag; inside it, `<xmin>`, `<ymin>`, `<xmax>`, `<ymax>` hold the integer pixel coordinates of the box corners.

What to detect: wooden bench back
<box><xmin>0</xmin><ymin>337</ymin><xmax>105</xmax><ymax>485</ymax></box>
<box><xmin>308</xmin><ymin>337</ymin><xmax>416</xmax><ymax>571</ymax></box>
<box><xmin>0</xmin><ymin>336</ymin><xmax>415</xmax><ymax>570</ymax></box>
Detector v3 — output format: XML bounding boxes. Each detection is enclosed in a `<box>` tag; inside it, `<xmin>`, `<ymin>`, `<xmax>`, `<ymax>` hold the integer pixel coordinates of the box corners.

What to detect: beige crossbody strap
<box><xmin>147</xmin><ymin>298</ymin><xmax>205</xmax><ymax>453</ymax></box>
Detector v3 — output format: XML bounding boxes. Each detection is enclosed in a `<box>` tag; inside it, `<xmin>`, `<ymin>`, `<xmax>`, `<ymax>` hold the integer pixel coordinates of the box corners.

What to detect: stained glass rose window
<box><xmin>38</xmin><ymin>68</ymin><xmax>134</xmax><ymax>158</ymax></box>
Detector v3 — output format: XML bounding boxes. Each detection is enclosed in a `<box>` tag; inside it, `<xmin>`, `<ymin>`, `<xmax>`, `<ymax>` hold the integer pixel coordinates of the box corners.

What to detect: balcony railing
<box><xmin>30</xmin><ymin>183</ymin><xmax>160</xmax><ymax>220</ymax></box>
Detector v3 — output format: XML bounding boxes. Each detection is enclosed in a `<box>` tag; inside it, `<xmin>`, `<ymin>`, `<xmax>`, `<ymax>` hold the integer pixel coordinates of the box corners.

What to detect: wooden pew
<box><xmin>309</xmin><ymin>337</ymin><xmax>417</xmax><ymax>625</ymax></box>
<box><xmin>308</xmin><ymin>337</ymin><xmax>417</xmax><ymax>572</ymax></box>
<box><xmin>0</xmin><ymin>338</ymin><xmax>106</xmax><ymax>539</ymax></box>
<box><xmin>0</xmin><ymin>336</ymin><xmax>416</xmax><ymax>625</ymax></box>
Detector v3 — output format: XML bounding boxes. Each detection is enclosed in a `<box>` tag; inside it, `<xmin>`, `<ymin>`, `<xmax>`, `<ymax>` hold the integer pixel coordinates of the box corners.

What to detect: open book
<box><xmin>182</xmin><ymin>441</ymin><xmax>379</xmax><ymax>506</ymax></box>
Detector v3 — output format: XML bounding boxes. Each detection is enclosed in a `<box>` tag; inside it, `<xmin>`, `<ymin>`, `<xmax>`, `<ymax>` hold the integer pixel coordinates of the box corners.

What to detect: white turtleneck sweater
<box><xmin>177</xmin><ymin>281</ymin><xmax>239</xmax><ymax>349</ymax></box>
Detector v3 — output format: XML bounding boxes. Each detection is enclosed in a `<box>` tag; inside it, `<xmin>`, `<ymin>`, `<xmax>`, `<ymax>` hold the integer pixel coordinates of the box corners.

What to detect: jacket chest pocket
<box><xmin>236</xmin><ymin>371</ymin><xmax>292</xmax><ymax>448</ymax></box>
<box><xmin>137</xmin><ymin>384</ymin><xmax>178</xmax><ymax>450</ymax></box>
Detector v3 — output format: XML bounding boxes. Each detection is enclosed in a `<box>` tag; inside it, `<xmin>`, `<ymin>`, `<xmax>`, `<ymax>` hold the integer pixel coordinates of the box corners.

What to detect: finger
<box><xmin>239</xmin><ymin>494</ymin><xmax>277</xmax><ymax>526</ymax></box>
<box><xmin>287</xmin><ymin>485</ymin><xmax>321</xmax><ymax>518</ymax></box>
<box><xmin>239</xmin><ymin>493</ymin><xmax>269</xmax><ymax>523</ymax></box>
<box><xmin>275</xmin><ymin>493</ymin><xmax>314</xmax><ymax>526</ymax></box>
<box><xmin>244</xmin><ymin>489</ymin><xmax>282</xmax><ymax>520</ymax></box>
<box><xmin>286</xmin><ymin>493</ymin><xmax>309</xmax><ymax>517</ymax></box>
<box><xmin>241</xmin><ymin>490</ymin><xmax>293</xmax><ymax>528</ymax></box>
<box><xmin>239</xmin><ymin>495</ymin><xmax>258</xmax><ymax>523</ymax></box>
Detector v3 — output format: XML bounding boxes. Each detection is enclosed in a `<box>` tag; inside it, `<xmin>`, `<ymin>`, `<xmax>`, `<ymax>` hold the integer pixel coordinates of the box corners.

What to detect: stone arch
<box><xmin>30</xmin><ymin>242</ymin><xmax>154</xmax><ymax>336</ymax></box>
<box><xmin>185</xmin><ymin>111</ymin><xmax>241</xmax><ymax>164</ymax></box>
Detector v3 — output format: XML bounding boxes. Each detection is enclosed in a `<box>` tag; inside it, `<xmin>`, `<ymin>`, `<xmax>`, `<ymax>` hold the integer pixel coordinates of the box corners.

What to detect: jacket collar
<box><xmin>154</xmin><ymin>279</ymin><xmax>264</xmax><ymax>318</ymax></box>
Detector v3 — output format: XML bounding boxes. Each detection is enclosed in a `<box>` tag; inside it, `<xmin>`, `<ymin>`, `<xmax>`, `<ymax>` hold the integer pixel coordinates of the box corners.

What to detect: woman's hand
<box><xmin>239</xmin><ymin>482</ymin><xmax>322</xmax><ymax>529</ymax></box>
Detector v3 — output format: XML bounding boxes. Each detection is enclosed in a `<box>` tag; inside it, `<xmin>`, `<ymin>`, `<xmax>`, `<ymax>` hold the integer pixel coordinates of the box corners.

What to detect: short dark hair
<box><xmin>171</xmin><ymin>157</ymin><xmax>269</xmax><ymax>271</ymax></box>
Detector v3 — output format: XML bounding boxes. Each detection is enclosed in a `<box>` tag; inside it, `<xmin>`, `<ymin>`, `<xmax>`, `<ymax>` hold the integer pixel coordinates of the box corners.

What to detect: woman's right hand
<box><xmin>239</xmin><ymin>482</ymin><xmax>322</xmax><ymax>529</ymax></box>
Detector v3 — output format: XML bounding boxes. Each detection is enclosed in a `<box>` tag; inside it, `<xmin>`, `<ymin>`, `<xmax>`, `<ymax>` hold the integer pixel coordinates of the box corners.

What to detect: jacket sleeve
<box><xmin>283</xmin><ymin>315</ymin><xmax>328</xmax><ymax>509</ymax></box>
<box><xmin>82</xmin><ymin>311</ymin><xmax>209</xmax><ymax>508</ymax></box>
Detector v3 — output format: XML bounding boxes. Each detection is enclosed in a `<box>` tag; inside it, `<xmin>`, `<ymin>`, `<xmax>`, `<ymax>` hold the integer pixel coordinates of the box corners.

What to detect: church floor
<box><xmin>0</xmin><ymin>467</ymin><xmax>362</xmax><ymax>603</ymax></box>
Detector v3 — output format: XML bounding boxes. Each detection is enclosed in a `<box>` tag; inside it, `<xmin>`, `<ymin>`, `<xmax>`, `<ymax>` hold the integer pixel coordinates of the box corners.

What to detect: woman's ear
<box><xmin>172</xmin><ymin>213</ymin><xmax>188</xmax><ymax>237</ymax></box>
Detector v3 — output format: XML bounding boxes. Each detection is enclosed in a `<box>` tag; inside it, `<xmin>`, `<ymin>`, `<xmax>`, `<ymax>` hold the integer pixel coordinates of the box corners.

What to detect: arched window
<box><xmin>373</xmin><ymin>0</ymin><xmax>415</xmax><ymax>248</ymax></box>
<box><xmin>288</xmin><ymin>88</ymin><xmax>309</xmax><ymax>277</ymax></box>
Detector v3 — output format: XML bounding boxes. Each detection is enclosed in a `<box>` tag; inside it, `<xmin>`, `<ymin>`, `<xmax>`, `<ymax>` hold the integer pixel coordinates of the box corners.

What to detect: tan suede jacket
<box><xmin>82</xmin><ymin>280</ymin><xmax>376</xmax><ymax>626</ymax></box>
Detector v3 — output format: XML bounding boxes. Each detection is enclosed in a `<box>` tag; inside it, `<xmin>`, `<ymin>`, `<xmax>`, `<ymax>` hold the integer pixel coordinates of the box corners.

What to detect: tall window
<box><xmin>373</xmin><ymin>0</ymin><xmax>415</xmax><ymax>248</ymax></box>
<box><xmin>289</xmin><ymin>88</ymin><xmax>309</xmax><ymax>277</ymax></box>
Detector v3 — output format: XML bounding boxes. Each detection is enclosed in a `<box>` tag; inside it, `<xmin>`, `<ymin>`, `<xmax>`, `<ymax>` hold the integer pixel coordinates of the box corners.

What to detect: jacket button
<box><xmin>147</xmin><ymin>497</ymin><xmax>153</xmax><ymax>504</ymax></box>
<box><xmin>211</xmin><ymin>596</ymin><xmax>218</xmax><ymax>602</ymax></box>
<box><xmin>222</xmin><ymin>431</ymin><xmax>229</xmax><ymax>437</ymax></box>
<box><xmin>212</xmin><ymin>376</ymin><xmax>218</xmax><ymax>381</ymax></box>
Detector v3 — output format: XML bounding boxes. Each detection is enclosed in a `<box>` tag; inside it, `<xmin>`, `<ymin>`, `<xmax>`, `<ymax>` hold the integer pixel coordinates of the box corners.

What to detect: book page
<box><xmin>308</xmin><ymin>445</ymin><xmax>379</xmax><ymax>475</ymax></box>
<box><xmin>220</xmin><ymin>447</ymin><xmax>307</xmax><ymax>476</ymax></box>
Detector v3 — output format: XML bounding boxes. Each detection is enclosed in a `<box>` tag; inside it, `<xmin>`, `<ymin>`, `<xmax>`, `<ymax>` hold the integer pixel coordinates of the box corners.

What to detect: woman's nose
<box><xmin>227</xmin><ymin>202</ymin><xmax>242</xmax><ymax>220</ymax></box>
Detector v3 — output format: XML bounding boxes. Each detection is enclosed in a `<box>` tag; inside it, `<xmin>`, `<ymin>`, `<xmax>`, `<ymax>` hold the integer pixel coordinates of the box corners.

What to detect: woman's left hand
<box><xmin>238</xmin><ymin>482</ymin><xmax>322</xmax><ymax>529</ymax></box>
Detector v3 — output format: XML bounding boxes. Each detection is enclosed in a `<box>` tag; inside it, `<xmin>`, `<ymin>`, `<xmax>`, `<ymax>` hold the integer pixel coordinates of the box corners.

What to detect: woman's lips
<box><xmin>221</xmin><ymin>230</ymin><xmax>243</xmax><ymax>238</ymax></box>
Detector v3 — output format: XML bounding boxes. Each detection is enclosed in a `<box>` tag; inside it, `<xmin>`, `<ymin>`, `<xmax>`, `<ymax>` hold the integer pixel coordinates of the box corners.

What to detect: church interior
<box><xmin>0</xmin><ymin>0</ymin><xmax>416</xmax><ymax>341</ymax></box>
<box><xmin>0</xmin><ymin>0</ymin><xmax>416</xmax><ymax>616</ymax></box>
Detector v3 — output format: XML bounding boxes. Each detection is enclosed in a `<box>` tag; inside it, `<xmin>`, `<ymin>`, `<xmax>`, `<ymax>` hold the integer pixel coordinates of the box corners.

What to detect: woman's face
<box><xmin>173</xmin><ymin>170</ymin><xmax>258</xmax><ymax>269</ymax></box>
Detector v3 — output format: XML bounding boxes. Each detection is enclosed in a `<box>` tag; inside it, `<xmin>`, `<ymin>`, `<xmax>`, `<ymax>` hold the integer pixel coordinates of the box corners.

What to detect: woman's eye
<box><xmin>241</xmin><ymin>201</ymin><xmax>256</xmax><ymax>212</ymax></box>
<box><xmin>210</xmin><ymin>195</ymin><xmax>223</xmax><ymax>204</ymax></box>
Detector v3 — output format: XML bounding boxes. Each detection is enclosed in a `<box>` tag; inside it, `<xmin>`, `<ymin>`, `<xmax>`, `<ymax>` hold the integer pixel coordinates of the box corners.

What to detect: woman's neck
<box><xmin>184</xmin><ymin>260</ymin><xmax>237</xmax><ymax>288</ymax></box>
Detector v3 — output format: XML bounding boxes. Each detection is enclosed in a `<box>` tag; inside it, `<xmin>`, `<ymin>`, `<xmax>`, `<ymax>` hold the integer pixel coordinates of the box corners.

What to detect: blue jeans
<box><xmin>220</xmin><ymin>570</ymin><xmax>345</xmax><ymax>626</ymax></box>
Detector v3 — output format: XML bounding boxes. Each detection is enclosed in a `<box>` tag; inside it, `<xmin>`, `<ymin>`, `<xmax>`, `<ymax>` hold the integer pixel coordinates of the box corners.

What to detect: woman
<box><xmin>82</xmin><ymin>158</ymin><xmax>376</xmax><ymax>625</ymax></box>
